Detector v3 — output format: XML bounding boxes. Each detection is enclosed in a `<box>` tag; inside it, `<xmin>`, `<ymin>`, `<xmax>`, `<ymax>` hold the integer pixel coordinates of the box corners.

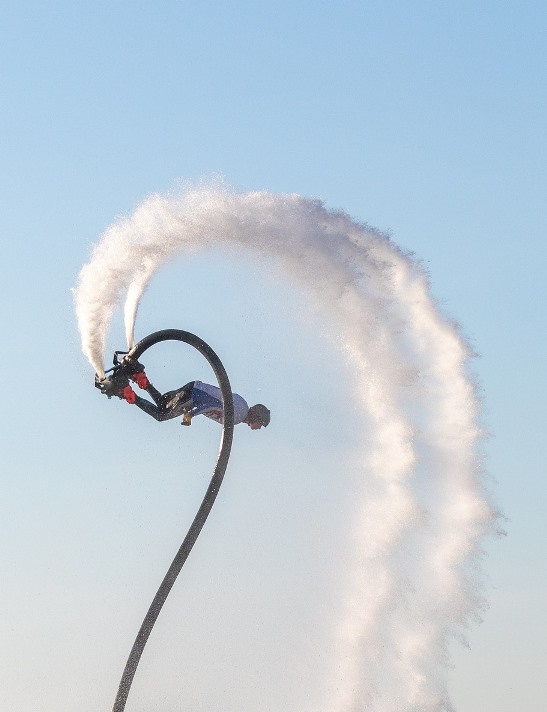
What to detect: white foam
<box><xmin>74</xmin><ymin>183</ymin><xmax>496</xmax><ymax>711</ymax></box>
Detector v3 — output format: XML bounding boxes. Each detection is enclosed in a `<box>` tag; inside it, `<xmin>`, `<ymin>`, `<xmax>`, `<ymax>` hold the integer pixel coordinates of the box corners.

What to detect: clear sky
<box><xmin>1</xmin><ymin>2</ymin><xmax>546</xmax><ymax>711</ymax></box>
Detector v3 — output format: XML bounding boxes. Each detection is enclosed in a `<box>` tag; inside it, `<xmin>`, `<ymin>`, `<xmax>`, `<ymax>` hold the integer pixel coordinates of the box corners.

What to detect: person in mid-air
<box><xmin>95</xmin><ymin>356</ymin><xmax>270</xmax><ymax>429</ymax></box>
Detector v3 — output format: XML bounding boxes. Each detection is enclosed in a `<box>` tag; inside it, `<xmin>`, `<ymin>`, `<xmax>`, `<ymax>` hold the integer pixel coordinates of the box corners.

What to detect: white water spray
<box><xmin>74</xmin><ymin>184</ymin><xmax>496</xmax><ymax>711</ymax></box>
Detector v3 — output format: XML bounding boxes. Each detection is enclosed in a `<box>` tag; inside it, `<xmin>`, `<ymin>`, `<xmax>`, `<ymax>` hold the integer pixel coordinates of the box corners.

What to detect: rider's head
<box><xmin>245</xmin><ymin>404</ymin><xmax>271</xmax><ymax>430</ymax></box>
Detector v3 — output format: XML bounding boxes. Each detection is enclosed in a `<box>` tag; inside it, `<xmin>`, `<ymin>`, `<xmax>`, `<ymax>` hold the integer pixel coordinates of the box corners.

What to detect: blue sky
<box><xmin>1</xmin><ymin>2</ymin><xmax>546</xmax><ymax>711</ymax></box>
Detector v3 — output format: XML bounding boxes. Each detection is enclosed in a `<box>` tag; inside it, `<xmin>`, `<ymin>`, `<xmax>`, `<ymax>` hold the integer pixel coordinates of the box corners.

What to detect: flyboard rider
<box><xmin>95</xmin><ymin>356</ymin><xmax>270</xmax><ymax>430</ymax></box>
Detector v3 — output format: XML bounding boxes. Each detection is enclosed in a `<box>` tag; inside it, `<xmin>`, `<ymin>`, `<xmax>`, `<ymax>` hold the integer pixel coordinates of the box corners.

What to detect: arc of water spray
<box><xmin>74</xmin><ymin>185</ymin><xmax>496</xmax><ymax>712</ymax></box>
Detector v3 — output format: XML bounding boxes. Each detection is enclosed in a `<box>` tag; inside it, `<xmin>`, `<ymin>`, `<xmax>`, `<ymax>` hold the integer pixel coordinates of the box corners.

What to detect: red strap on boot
<box><xmin>122</xmin><ymin>385</ymin><xmax>136</xmax><ymax>404</ymax></box>
<box><xmin>132</xmin><ymin>371</ymin><xmax>148</xmax><ymax>389</ymax></box>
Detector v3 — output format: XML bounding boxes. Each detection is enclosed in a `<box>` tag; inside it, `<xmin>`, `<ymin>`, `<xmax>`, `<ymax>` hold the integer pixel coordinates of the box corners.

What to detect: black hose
<box><xmin>111</xmin><ymin>329</ymin><xmax>235</xmax><ymax>712</ymax></box>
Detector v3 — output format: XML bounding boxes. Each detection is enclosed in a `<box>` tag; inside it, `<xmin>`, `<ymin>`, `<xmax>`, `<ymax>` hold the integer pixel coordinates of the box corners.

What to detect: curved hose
<box><xmin>112</xmin><ymin>329</ymin><xmax>235</xmax><ymax>712</ymax></box>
